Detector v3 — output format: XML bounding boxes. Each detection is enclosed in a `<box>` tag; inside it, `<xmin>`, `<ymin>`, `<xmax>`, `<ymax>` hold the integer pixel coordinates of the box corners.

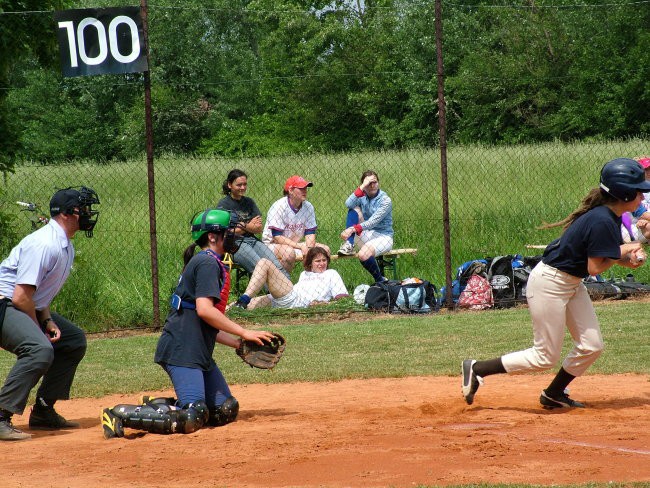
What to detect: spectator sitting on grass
<box><xmin>229</xmin><ymin>247</ymin><xmax>348</xmax><ymax>310</ymax></box>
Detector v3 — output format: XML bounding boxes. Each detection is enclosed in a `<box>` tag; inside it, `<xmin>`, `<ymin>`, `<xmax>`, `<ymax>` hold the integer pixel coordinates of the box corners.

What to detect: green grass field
<box><xmin>1</xmin><ymin>299</ymin><xmax>647</xmax><ymax>399</ymax></box>
<box><xmin>1</xmin><ymin>139</ymin><xmax>649</xmax><ymax>330</ymax></box>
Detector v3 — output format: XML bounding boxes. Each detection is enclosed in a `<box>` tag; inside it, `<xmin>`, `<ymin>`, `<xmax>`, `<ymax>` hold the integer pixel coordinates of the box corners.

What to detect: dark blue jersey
<box><xmin>543</xmin><ymin>205</ymin><xmax>622</xmax><ymax>278</ymax></box>
<box><xmin>154</xmin><ymin>252</ymin><xmax>225</xmax><ymax>370</ymax></box>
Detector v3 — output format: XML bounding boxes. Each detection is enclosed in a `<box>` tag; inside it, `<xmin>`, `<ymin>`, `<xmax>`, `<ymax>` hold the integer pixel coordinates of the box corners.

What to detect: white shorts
<box><xmin>269</xmin><ymin>289</ymin><xmax>305</xmax><ymax>309</ymax></box>
<box><xmin>267</xmin><ymin>243</ymin><xmax>303</xmax><ymax>260</ymax></box>
<box><xmin>358</xmin><ymin>230</ymin><xmax>393</xmax><ymax>257</ymax></box>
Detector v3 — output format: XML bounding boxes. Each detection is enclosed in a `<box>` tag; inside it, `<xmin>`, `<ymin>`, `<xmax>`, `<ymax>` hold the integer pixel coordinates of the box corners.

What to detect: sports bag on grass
<box><xmin>486</xmin><ymin>255</ymin><xmax>517</xmax><ymax>308</ymax></box>
<box><xmin>440</xmin><ymin>259</ymin><xmax>488</xmax><ymax>305</ymax></box>
<box><xmin>364</xmin><ymin>278</ymin><xmax>438</xmax><ymax>313</ymax></box>
<box><xmin>458</xmin><ymin>274</ymin><xmax>493</xmax><ymax>310</ymax></box>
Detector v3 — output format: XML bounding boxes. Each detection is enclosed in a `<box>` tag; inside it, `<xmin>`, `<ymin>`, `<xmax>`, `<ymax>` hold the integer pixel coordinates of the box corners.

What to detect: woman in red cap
<box><xmin>262</xmin><ymin>175</ymin><xmax>330</xmax><ymax>273</ymax></box>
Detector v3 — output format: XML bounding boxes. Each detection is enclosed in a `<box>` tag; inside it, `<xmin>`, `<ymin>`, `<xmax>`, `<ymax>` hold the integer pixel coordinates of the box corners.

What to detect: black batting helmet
<box><xmin>599</xmin><ymin>158</ymin><xmax>650</xmax><ymax>202</ymax></box>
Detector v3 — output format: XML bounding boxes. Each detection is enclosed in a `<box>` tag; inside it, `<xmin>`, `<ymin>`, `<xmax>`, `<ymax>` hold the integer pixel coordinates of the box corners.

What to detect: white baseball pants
<box><xmin>501</xmin><ymin>261</ymin><xmax>604</xmax><ymax>377</ymax></box>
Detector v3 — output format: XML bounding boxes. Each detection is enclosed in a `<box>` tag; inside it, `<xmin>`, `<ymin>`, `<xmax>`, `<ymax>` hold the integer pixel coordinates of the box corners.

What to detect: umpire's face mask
<box><xmin>75</xmin><ymin>205</ymin><xmax>99</xmax><ymax>238</ymax></box>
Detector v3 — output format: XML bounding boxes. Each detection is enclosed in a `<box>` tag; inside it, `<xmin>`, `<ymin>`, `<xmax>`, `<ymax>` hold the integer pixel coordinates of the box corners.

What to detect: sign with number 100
<box><xmin>54</xmin><ymin>7</ymin><xmax>148</xmax><ymax>78</ymax></box>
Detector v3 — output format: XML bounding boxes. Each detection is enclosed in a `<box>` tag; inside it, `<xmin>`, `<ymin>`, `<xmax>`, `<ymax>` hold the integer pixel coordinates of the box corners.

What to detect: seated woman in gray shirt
<box><xmin>217</xmin><ymin>169</ymin><xmax>289</xmax><ymax>279</ymax></box>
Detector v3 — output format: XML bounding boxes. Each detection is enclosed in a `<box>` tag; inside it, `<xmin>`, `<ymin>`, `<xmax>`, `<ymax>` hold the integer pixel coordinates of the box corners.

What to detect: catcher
<box><xmin>101</xmin><ymin>208</ymin><xmax>285</xmax><ymax>439</ymax></box>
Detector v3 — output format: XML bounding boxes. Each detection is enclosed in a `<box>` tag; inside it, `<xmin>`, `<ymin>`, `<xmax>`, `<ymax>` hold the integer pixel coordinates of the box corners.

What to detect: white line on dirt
<box><xmin>543</xmin><ymin>438</ymin><xmax>650</xmax><ymax>455</ymax></box>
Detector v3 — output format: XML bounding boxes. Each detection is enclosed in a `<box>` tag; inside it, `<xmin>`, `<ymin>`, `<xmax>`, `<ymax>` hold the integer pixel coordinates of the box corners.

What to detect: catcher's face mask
<box><xmin>222</xmin><ymin>212</ymin><xmax>243</xmax><ymax>254</ymax></box>
<box><xmin>223</xmin><ymin>228</ymin><xmax>241</xmax><ymax>254</ymax></box>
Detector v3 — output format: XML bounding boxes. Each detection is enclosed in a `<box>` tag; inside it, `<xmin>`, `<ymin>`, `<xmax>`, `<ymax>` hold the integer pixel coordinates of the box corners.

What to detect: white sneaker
<box><xmin>337</xmin><ymin>241</ymin><xmax>355</xmax><ymax>256</ymax></box>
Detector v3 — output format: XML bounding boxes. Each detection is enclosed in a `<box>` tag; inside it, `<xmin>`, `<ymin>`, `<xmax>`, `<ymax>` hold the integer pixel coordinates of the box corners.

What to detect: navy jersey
<box><xmin>543</xmin><ymin>205</ymin><xmax>622</xmax><ymax>278</ymax></box>
<box><xmin>154</xmin><ymin>252</ymin><xmax>226</xmax><ymax>370</ymax></box>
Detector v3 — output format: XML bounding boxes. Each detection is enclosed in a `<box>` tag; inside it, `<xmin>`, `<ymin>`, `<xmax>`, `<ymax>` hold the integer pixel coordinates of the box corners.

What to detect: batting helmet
<box><xmin>599</xmin><ymin>158</ymin><xmax>650</xmax><ymax>202</ymax></box>
<box><xmin>190</xmin><ymin>208</ymin><xmax>234</xmax><ymax>242</ymax></box>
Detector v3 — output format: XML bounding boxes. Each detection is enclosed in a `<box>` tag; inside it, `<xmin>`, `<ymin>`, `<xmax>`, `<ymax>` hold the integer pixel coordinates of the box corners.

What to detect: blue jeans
<box><xmin>234</xmin><ymin>236</ymin><xmax>290</xmax><ymax>279</ymax></box>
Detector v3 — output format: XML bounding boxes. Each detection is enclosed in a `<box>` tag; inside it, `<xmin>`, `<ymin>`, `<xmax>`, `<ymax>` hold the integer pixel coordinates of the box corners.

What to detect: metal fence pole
<box><xmin>140</xmin><ymin>0</ymin><xmax>161</xmax><ymax>328</ymax></box>
<box><xmin>435</xmin><ymin>0</ymin><xmax>453</xmax><ymax>309</ymax></box>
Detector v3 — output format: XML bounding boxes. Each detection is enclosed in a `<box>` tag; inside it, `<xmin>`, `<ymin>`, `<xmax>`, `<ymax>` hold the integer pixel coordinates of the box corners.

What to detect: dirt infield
<box><xmin>5</xmin><ymin>373</ymin><xmax>650</xmax><ymax>488</ymax></box>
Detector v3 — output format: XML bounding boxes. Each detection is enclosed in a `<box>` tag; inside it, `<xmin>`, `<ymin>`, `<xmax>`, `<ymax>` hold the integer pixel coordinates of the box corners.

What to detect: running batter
<box><xmin>462</xmin><ymin>158</ymin><xmax>650</xmax><ymax>409</ymax></box>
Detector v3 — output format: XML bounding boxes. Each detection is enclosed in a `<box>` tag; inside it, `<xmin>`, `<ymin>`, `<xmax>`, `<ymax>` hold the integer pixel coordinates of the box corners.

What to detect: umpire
<box><xmin>0</xmin><ymin>186</ymin><xmax>100</xmax><ymax>441</ymax></box>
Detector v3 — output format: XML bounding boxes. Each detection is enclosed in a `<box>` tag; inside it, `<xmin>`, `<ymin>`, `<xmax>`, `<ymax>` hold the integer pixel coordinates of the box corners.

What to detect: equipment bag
<box><xmin>440</xmin><ymin>259</ymin><xmax>488</xmax><ymax>305</ymax></box>
<box><xmin>614</xmin><ymin>278</ymin><xmax>650</xmax><ymax>297</ymax></box>
<box><xmin>458</xmin><ymin>274</ymin><xmax>493</xmax><ymax>310</ymax></box>
<box><xmin>582</xmin><ymin>280</ymin><xmax>624</xmax><ymax>300</ymax></box>
<box><xmin>486</xmin><ymin>255</ymin><xmax>517</xmax><ymax>308</ymax></box>
<box><xmin>365</xmin><ymin>278</ymin><xmax>438</xmax><ymax>314</ymax></box>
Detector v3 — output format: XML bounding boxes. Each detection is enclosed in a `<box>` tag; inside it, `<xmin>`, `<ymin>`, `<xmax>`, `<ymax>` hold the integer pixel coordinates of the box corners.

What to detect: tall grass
<box><xmin>1</xmin><ymin>139</ymin><xmax>648</xmax><ymax>330</ymax></box>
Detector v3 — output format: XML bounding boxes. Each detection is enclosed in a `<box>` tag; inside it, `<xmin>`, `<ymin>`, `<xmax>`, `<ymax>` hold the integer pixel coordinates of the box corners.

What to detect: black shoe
<box><xmin>29</xmin><ymin>407</ymin><xmax>80</xmax><ymax>430</ymax></box>
<box><xmin>101</xmin><ymin>408</ymin><xmax>124</xmax><ymax>439</ymax></box>
<box><xmin>540</xmin><ymin>389</ymin><xmax>585</xmax><ymax>409</ymax></box>
<box><xmin>461</xmin><ymin>359</ymin><xmax>483</xmax><ymax>405</ymax></box>
<box><xmin>0</xmin><ymin>419</ymin><xmax>31</xmax><ymax>441</ymax></box>
<box><xmin>232</xmin><ymin>300</ymin><xmax>248</xmax><ymax>310</ymax></box>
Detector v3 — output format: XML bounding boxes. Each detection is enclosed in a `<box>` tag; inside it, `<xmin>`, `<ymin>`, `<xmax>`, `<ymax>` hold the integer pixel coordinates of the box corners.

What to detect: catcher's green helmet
<box><xmin>190</xmin><ymin>208</ymin><xmax>233</xmax><ymax>242</ymax></box>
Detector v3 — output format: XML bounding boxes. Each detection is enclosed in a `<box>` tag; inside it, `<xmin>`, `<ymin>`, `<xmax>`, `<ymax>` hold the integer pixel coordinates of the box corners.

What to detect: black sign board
<box><xmin>54</xmin><ymin>7</ymin><xmax>148</xmax><ymax>78</ymax></box>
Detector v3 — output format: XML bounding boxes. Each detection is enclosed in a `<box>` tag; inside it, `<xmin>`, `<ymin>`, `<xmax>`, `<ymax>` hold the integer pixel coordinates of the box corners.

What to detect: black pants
<box><xmin>0</xmin><ymin>306</ymin><xmax>87</xmax><ymax>414</ymax></box>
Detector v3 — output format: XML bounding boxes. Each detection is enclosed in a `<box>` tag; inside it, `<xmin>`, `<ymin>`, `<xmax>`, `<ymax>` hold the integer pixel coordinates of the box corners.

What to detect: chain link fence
<box><xmin>0</xmin><ymin>2</ymin><xmax>648</xmax><ymax>331</ymax></box>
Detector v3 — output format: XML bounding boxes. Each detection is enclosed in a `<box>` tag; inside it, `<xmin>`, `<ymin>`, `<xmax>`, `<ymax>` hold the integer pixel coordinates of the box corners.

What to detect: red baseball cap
<box><xmin>284</xmin><ymin>175</ymin><xmax>313</xmax><ymax>191</ymax></box>
<box><xmin>638</xmin><ymin>157</ymin><xmax>650</xmax><ymax>169</ymax></box>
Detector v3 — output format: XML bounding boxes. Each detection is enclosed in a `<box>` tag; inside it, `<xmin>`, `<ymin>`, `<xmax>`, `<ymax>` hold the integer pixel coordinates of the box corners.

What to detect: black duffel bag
<box><xmin>364</xmin><ymin>279</ymin><xmax>439</xmax><ymax>314</ymax></box>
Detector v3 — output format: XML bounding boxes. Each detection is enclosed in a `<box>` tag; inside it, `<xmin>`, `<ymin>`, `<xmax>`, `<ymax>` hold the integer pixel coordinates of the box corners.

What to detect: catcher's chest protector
<box><xmin>198</xmin><ymin>249</ymin><xmax>231</xmax><ymax>313</ymax></box>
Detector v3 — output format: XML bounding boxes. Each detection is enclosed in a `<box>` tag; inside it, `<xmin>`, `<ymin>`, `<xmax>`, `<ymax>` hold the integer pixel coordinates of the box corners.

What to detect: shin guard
<box><xmin>178</xmin><ymin>401</ymin><xmax>209</xmax><ymax>434</ymax></box>
<box><xmin>112</xmin><ymin>403</ymin><xmax>179</xmax><ymax>434</ymax></box>
<box><xmin>208</xmin><ymin>396</ymin><xmax>239</xmax><ymax>427</ymax></box>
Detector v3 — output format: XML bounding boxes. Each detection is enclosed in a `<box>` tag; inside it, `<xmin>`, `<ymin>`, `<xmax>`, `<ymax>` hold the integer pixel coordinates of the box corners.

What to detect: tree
<box><xmin>0</xmin><ymin>0</ymin><xmax>68</xmax><ymax>170</ymax></box>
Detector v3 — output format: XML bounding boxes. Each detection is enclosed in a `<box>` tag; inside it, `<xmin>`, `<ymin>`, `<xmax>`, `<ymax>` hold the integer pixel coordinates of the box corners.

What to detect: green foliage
<box><xmin>117</xmin><ymin>84</ymin><xmax>209</xmax><ymax>158</ymax></box>
<box><xmin>3</xmin><ymin>1</ymin><xmax>648</xmax><ymax>160</ymax></box>
<box><xmin>5</xmin><ymin>65</ymin><xmax>143</xmax><ymax>162</ymax></box>
<box><xmin>0</xmin><ymin>202</ymin><xmax>18</xmax><ymax>257</ymax></box>
<box><xmin>0</xmin><ymin>1</ymin><xmax>69</xmax><ymax>170</ymax></box>
<box><xmin>445</xmin><ymin>2</ymin><xmax>649</xmax><ymax>143</ymax></box>
<box><xmin>199</xmin><ymin>113</ymin><xmax>314</xmax><ymax>157</ymax></box>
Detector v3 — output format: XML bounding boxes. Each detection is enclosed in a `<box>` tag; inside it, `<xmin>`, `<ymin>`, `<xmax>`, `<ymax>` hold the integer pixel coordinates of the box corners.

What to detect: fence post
<box><xmin>434</xmin><ymin>0</ymin><xmax>453</xmax><ymax>309</ymax></box>
<box><xmin>140</xmin><ymin>0</ymin><xmax>161</xmax><ymax>328</ymax></box>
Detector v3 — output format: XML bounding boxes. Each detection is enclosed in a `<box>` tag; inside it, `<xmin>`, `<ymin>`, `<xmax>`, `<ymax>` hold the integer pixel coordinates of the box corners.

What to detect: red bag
<box><xmin>458</xmin><ymin>274</ymin><xmax>493</xmax><ymax>310</ymax></box>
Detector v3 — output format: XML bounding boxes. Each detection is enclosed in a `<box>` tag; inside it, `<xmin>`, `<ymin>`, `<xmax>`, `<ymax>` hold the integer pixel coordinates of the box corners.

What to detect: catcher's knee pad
<box><xmin>208</xmin><ymin>396</ymin><xmax>239</xmax><ymax>427</ymax></box>
<box><xmin>112</xmin><ymin>403</ymin><xmax>178</xmax><ymax>435</ymax></box>
<box><xmin>178</xmin><ymin>400</ymin><xmax>209</xmax><ymax>434</ymax></box>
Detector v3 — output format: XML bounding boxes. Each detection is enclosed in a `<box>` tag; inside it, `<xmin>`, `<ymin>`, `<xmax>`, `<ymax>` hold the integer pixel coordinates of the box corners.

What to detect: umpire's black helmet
<box><xmin>599</xmin><ymin>158</ymin><xmax>650</xmax><ymax>202</ymax></box>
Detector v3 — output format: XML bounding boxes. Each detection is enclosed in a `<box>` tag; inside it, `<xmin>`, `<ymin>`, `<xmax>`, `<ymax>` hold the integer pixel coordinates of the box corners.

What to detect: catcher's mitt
<box><xmin>236</xmin><ymin>333</ymin><xmax>286</xmax><ymax>370</ymax></box>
